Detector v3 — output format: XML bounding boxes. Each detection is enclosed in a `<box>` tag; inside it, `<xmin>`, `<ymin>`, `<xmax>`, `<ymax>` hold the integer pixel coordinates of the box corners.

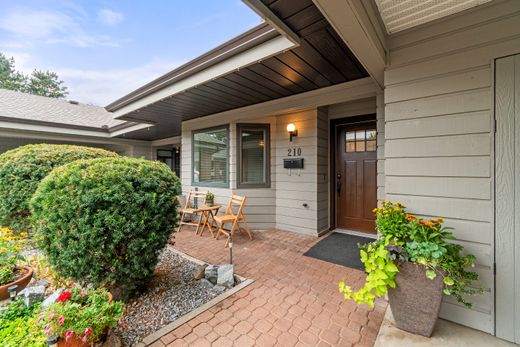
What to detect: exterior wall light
<box><xmin>286</xmin><ymin>123</ymin><xmax>298</xmax><ymax>142</ymax></box>
<box><xmin>8</xmin><ymin>285</ymin><xmax>18</xmax><ymax>302</ymax></box>
<box><xmin>46</xmin><ymin>336</ymin><xmax>59</xmax><ymax>346</ymax></box>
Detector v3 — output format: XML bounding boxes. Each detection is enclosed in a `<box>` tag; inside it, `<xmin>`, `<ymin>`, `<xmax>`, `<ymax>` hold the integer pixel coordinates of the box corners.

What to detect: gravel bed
<box><xmin>114</xmin><ymin>248</ymin><xmax>225</xmax><ymax>346</ymax></box>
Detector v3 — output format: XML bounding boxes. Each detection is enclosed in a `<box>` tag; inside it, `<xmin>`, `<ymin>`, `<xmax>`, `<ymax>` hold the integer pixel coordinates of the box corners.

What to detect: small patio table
<box><xmin>196</xmin><ymin>204</ymin><xmax>221</xmax><ymax>238</ymax></box>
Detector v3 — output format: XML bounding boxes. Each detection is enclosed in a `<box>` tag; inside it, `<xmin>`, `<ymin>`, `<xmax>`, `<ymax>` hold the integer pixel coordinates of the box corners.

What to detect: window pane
<box><xmin>366</xmin><ymin>140</ymin><xmax>376</xmax><ymax>151</ymax></box>
<box><xmin>356</xmin><ymin>130</ymin><xmax>365</xmax><ymax>140</ymax></box>
<box><xmin>366</xmin><ymin>130</ymin><xmax>376</xmax><ymax>140</ymax></box>
<box><xmin>346</xmin><ymin>141</ymin><xmax>355</xmax><ymax>152</ymax></box>
<box><xmin>356</xmin><ymin>141</ymin><xmax>365</xmax><ymax>152</ymax></box>
<box><xmin>241</xmin><ymin>129</ymin><xmax>266</xmax><ymax>184</ymax></box>
<box><xmin>193</xmin><ymin>127</ymin><xmax>228</xmax><ymax>185</ymax></box>
<box><xmin>346</xmin><ymin>131</ymin><xmax>355</xmax><ymax>141</ymax></box>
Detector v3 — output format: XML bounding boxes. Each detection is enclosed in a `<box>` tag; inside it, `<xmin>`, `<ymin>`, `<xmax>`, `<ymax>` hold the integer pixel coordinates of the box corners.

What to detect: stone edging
<box><xmin>136</xmin><ymin>247</ymin><xmax>254</xmax><ymax>346</ymax></box>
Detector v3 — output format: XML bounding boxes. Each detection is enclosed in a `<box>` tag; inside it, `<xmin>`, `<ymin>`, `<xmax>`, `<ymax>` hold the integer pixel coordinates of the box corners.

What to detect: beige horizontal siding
<box><xmin>383</xmin><ymin>0</ymin><xmax>520</xmax><ymax>332</ymax></box>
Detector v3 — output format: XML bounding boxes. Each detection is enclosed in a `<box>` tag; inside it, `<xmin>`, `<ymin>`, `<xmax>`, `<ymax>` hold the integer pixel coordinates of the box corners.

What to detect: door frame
<box><xmin>329</xmin><ymin>114</ymin><xmax>377</xmax><ymax>232</ymax></box>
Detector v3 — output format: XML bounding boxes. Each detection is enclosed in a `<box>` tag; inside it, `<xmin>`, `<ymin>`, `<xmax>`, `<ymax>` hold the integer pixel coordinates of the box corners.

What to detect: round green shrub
<box><xmin>0</xmin><ymin>144</ymin><xmax>118</xmax><ymax>233</ymax></box>
<box><xmin>30</xmin><ymin>157</ymin><xmax>180</xmax><ymax>299</ymax></box>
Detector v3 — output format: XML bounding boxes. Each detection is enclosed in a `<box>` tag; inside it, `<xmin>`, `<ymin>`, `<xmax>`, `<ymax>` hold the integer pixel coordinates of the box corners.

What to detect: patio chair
<box><xmin>214</xmin><ymin>194</ymin><xmax>253</xmax><ymax>247</ymax></box>
<box><xmin>177</xmin><ymin>190</ymin><xmax>207</xmax><ymax>232</ymax></box>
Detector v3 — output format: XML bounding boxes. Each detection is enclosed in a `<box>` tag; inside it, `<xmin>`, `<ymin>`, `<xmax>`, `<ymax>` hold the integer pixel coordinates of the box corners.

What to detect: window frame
<box><xmin>237</xmin><ymin>123</ymin><xmax>271</xmax><ymax>189</ymax></box>
<box><xmin>191</xmin><ymin>125</ymin><xmax>230</xmax><ymax>188</ymax></box>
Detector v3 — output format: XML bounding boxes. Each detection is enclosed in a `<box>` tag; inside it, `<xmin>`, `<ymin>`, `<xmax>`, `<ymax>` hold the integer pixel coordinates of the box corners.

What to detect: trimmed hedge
<box><xmin>30</xmin><ymin>157</ymin><xmax>180</xmax><ymax>299</ymax></box>
<box><xmin>0</xmin><ymin>144</ymin><xmax>118</xmax><ymax>233</ymax></box>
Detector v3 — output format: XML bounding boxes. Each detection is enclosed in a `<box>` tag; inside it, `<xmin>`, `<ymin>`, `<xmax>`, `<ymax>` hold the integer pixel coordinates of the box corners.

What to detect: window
<box><xmin>192</xmin><ymin>126</ymin><xmax>229</xmax><ymax>187</ymax></box>
<box><xmin>346</xmin><ymin>129</ymin><xmax>376</xmax><ymax>153</ymax></box>
<box><xmin>237</xmin><ymin>124</ymin><xmax>270</xmax><ymax>188</ymax></box>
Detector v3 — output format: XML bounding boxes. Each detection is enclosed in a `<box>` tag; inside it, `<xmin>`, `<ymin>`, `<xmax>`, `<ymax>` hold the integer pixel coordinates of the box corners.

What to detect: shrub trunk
<box><xmin>388</xmin><ymin>261</ymin><xmax>444</xmax><ymax>337</ymax></box>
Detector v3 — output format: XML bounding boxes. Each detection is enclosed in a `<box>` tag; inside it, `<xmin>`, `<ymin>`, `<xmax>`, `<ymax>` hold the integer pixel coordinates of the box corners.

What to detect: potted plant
<box><xmin>40</xmin><ymin>288</ymin><xmax>124</xmax><ymax>346</ymax></box>
<box><xmin>205</xmin><ymin>191</ymin><xmax>215</xmax><ymax>207</ymax></box>
<box><xmin>339</xmin><ymin>201</ymin><xmax>482</xmax><ymax>337</ymax></box>
<box><xmin>0</xmin><ymin>227</ymin><xmax>32</xmax><ymax>300</ymax></box>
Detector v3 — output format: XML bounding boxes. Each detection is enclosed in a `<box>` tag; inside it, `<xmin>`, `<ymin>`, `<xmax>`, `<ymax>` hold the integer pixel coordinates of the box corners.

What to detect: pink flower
<box><xmin>82</xmin><ymin>335</ymin><xmax>88</xmax><ymax>343</ymax></box>
<box><xmin>65</xmin><ymin>331</ymin><xmax>73</xmax><ymax>341</ymax></box>
<box><xmin>49</xmin><ymin>309</ymin><xmax>55</xmax><ymax>320</ymax></box>
<box><xmin>58</xmin><ymin>316</ymin><xmax>65</xmax><ymax>326</ymax></box>
<box><xmin>84</xmin><ymin>327</ymin><xmax>92</xmax><ymax>336</ymax></box>
<box><xmin>44</xmin><ymin>324</ymin><xmax>50</xmax><ymax>331</ymax></box>
<box><xmin>81</xmin><ymin>289</ymin><xmax>87</xmax><ymax>297</ymax></box>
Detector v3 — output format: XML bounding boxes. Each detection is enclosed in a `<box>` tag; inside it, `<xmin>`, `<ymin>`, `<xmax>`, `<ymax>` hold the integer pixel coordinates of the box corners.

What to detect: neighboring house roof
<box><xmin>195</xmin><ymin>133</ymin><xmax>227</xmax><ymax>146</ymax></box>
<box><xmin>0</xmin><ymin>88</ymin><xmax>124</xmax><ymax>129</ymax></box>
<box><xmin>0</xmin><ymin>88</ymin><xmax>152</xmax><ymax>137</ymax></box>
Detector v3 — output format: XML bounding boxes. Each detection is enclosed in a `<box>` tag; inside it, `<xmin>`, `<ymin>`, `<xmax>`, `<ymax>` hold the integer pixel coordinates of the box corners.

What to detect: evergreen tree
<box><xmin>0</xmin><ymin>53</ymin><xmax>68</xmax><ymax>98</ymax></box>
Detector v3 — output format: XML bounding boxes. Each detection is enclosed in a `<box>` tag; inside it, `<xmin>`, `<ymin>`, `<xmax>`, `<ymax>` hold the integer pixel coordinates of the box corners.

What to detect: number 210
<box><xmin>287</xmin><ymin>148</ymin><xmax>302</xmax><ymax>156</ymax></box>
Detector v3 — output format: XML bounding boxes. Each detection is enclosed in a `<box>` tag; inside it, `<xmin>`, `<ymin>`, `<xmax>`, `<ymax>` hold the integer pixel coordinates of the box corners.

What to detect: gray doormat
<box><xmin>303</xmin><ymin>232</ymin><xmax>374</xmax><ymax>270</ymax></box>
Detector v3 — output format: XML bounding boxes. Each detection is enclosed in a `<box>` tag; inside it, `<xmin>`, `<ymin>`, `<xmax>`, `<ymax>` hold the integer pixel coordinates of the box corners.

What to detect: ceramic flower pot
<box><xmin>0</xmin><ymin>265</ymin><xmax>33</xmax><ymax>300</ymax></box>
<box><xmin>57</xmin><ymin>334</ymin><xmax>91</xmax><ymax>347</ymax></box>
<box><xmin>387</xmin><ymin>261</ymin><xmax>444</xmax><ymax>337</ymax></box>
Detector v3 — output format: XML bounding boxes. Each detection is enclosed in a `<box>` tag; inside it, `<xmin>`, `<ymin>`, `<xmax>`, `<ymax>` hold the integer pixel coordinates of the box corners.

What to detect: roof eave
<box><xmin>105</xmin><ymin>23</ymin><xmax>280</xmax><ymax>112</ymax></box>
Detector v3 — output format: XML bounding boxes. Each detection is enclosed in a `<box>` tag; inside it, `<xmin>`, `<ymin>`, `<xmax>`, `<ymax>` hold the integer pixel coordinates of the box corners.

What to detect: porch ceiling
<box><xmin>113</xmin><ymin>0</ymin><xmax>368</xmax><ymax>141</ymax></box>
<box><xmin>374</xmin><ymin>0</ymin><xmax>492</xmax><ymax>34</ymax></box>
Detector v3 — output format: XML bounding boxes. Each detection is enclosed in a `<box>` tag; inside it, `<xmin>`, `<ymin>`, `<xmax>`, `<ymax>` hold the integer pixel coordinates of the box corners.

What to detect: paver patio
<box><xmin>150</xmin><ymin>229</ymin><xmax>387</xmax><ymax>347</ymax></box>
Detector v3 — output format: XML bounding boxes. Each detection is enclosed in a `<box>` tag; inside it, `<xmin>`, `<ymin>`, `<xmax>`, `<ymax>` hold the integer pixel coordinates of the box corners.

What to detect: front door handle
<box><xmin>337</xmin><ymin>173</ymin><xmax>341</xmax><ymax>196</ymax></box>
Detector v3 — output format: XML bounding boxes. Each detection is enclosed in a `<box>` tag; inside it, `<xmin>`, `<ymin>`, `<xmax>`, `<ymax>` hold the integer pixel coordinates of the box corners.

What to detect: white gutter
<box><xmin>109</xmin><ymin>122</ymin><xmax>153</xmax><ymax>137</ymax></box>
<box><xmin>0</xmin><ymin>120</ymin><xmax>112</xmax><ymax>138</ymax></box>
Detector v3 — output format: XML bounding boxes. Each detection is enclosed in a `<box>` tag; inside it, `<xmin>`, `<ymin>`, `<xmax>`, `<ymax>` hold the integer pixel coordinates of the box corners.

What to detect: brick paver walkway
<box><xmin>153</xmin><ymin>229</ymin><xmax>386</xmax><ymax>347</ymax></box>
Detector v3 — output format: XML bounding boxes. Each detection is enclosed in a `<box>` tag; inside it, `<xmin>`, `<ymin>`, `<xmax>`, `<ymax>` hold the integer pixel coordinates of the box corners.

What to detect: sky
<box><xmin>0</xmin><ymin>1</ymin><xmax>262</xmax><ymax>106</ymax></box>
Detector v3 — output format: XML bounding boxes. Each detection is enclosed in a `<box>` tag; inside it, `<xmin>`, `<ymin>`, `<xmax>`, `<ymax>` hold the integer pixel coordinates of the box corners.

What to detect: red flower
<box><xmin>84</xmin><ymin>327</ymin><xmax>92</xmax><ymax>336</ymax></box>
<box><xmin>57</xmin><ymin>291</ymin><xmax>72</xmax><ymax>302</ymax></box>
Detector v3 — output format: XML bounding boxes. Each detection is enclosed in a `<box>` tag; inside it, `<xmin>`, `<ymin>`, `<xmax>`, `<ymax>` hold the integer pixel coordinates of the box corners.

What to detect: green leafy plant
<box><xmin>0</xmin><ymin>227</ymin><xmax>27</xmax><ymax>285</ymax></box>
<box><xmin>0</xmin><ymin>298</ymin><xmax>46</xmax><ymax>347</ymax></box>
<box><xmin>40</xmin><ymin>288</ymin><xmax>124</xmax><ymax>343</ymax></box>
<box><xmin>205</xmin><ymin>191</ymin><xmax>215</xmax><ymax>201</ymax></box>
<box><xmin>0</xmin><ymin>144</ymin><xmax>118</xmax><ymax>233</ymax></box>
<box><xmin>31</xmin><ymin>157</ymin><xmax>180</xmax><ymax>299</ymax></box>
<box><xmin>339</xmin><ymin>201</ymin><xmax>481</xmax><ymax>308</ymax></box>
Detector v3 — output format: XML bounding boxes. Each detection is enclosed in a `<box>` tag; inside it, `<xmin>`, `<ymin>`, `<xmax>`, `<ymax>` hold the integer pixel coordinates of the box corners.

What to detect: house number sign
<box><xmin>287</xmin><ymin>147</ymin><xmax>302</xmax><ymax>156</ymax></box>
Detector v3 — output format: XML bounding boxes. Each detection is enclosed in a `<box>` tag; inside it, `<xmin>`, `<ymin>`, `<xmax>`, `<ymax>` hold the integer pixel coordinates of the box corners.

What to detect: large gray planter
<box><xmin>387</xmin><ymin>261</ymin><xmax>444</xmax><ymax>337</ymax></box>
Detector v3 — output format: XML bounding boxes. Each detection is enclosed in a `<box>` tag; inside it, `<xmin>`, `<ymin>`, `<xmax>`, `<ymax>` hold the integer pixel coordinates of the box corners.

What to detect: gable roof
<box><xmin>0</xmin><ymin>88</ymin><xmax>125</xmax><ymax>130</ymax></box>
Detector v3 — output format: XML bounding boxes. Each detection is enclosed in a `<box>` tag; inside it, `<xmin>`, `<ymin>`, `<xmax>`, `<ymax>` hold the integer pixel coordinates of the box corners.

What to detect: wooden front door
<box><xmin>335</xmin><ymin>120</ymin><xmax>377</xmax><ymax>233</ymax></box>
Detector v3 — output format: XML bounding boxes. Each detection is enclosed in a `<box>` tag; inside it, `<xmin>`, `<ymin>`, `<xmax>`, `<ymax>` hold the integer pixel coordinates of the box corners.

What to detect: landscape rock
<box><xmin>42</xmin><ymin>288</ymin><xmax>63</xmax><ymax>308</ymax></box>
<box><xmin>193</xmin><ymin>264</ymin><xmax>208</xmax><ymax>280</ymax></box>
<box><xmin>217</xmin><ymin>264</ymin><xmax>234</xmax><ymax>288</ymax></box>
<box><xmin>36</xmin><ymin>279</ymin><xmax>50</xmax><ymax>288</ymax></box>
<box><xmin>204</xmin><ymin>265</ymin><xmax>219</xmax><ymax>284</ymax></box>
<box><xmin>19</xmin><ymin>285</ymin><xmax>46</xmax><ymax>306</ymax></box>
<box><xmin>212</xmin><ymin>285</ymin><xmax>226</xmax><ymax>294</ymax></box>
<box><xmin>199</xmin><ymin>278</ymin><xmax>214</xmax><ymax>289</ymax></box>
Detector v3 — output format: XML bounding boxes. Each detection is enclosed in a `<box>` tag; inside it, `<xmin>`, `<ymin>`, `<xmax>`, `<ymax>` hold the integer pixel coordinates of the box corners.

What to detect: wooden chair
<box><xmin>177</xmin><ymin>190</ymin><xmax>207</xmax><ymax>232</ymax></box>
<box><xmin>215</xmin><ymin>194</ymin><xmax>253</xmax><ymax>247</ymax></box>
